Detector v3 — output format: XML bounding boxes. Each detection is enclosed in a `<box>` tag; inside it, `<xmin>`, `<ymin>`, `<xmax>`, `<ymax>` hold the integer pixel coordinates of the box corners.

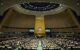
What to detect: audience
<box><xmin>0</xmin><ymin>32</ymin><xmax>80</xmax><ymax>50</ymax></box>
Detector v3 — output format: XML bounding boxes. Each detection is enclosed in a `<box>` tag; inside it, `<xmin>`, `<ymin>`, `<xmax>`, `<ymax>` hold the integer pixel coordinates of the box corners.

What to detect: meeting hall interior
<box><xmin>0</xmin><ymin>0</ymin><xmax>80</xmax><ymax>50</ymax></box>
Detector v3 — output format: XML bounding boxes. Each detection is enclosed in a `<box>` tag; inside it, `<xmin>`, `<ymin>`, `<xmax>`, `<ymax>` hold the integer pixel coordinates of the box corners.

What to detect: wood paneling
<box><xmin>0</xmin><ymin>9</ymin><xmax>35</xmax><ymax>32</ymax></box>
<box><xmin>0</xmin><ymin>8</ymin><xmax>80</xmax><ymax>32</ymax></box>
<box><xmin>45</xmin><ymin>10</ymin><xmax>77</xmax><ymax>28</ymax></box>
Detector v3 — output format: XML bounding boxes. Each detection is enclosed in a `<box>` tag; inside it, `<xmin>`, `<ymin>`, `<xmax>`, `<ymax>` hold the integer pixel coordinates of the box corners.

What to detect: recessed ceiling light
<box><xmin>77</xmin><ymin>3</ymin><xmax>79</xmax><ymax>5</ymax></box>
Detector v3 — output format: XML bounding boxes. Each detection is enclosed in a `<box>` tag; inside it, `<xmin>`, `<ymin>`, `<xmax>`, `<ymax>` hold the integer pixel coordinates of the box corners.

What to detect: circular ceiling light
<box><xmin>20</xmin><ymin>2</ymin><xmax>60</xmax><ymax>11</ymax></box>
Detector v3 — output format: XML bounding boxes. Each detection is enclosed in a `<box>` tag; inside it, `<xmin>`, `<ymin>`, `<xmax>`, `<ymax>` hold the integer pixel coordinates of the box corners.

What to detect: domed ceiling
<box><xmin>13</xmin><ymin>2</ymin><xmax>67</xmax><ymax>15</ymax></box>
<box><xmin>20</xmin><ymin>2</ymin><xmax>59</xmax><ymax>11</ymax></box>
<box><xmin>0</xmin><ymin>0</ymin><xmax>80</xmax><ymax>15</ymax></box>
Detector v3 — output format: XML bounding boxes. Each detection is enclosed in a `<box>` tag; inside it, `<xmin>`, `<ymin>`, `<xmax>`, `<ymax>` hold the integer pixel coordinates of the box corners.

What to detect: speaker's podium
<box><xmin>34</xmin><ymin>15</ymin><xmax>46</xmax><ymax>37</ymax></box>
